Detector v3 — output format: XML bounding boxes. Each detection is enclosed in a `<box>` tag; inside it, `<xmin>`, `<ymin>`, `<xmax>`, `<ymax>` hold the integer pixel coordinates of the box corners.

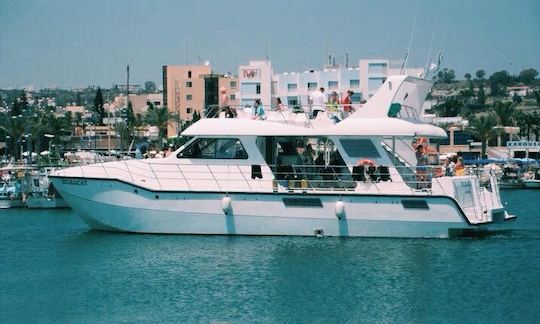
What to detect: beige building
<box><xmin>218</xmin><ymin>76</ymin><xmax>239</xmax><ymax>107</ymax></box>
<box><xmin>163</xmin><ymin>65</ymin><xmax>211</xmax><ymax>136</ymax></box>
<box><xmin>163</xmin><ymin>64</ymin><xmax>239</xmax><ymax>137</ymax></box>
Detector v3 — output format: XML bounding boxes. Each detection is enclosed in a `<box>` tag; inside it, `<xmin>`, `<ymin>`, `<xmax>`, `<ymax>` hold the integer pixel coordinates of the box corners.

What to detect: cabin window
<box><xmin>177</xmin><ymin>138</ymin><xmax>248</xmax><ymax>159</ymax></box>
<box><xmin>340</xmin><ymin>139</ymin><xmax>380</xmax><ymax>158</ymax></box>
<box><xmin>256</xmin><ymin>136</ymin><xmax>355</xmax><ymax>190</ymax></box>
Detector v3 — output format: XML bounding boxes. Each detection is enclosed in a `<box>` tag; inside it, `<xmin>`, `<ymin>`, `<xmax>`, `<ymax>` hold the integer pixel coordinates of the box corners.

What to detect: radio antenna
<box><xmin>401</xmin><ymin>5</ymin><xmax>420</xmax><ymax>74</ymax></box>
<box><xmin>424</xmin><ymin>8</ymin><xmax>441</xmax><ymax>78</ymax></box>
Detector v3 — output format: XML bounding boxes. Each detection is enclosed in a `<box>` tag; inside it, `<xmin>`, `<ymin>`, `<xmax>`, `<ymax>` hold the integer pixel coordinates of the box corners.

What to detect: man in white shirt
<box><xmin>309</xmin><ymin>87</ymin><xmax>327</xmax><ymax>118</ymax></box>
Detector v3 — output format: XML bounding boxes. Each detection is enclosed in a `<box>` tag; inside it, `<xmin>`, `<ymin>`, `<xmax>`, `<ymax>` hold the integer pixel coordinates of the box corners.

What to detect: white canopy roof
<box><xmin>181</xmin><ymin>118</ymin><xmax>447</xmax><ymax>138</ymax></box>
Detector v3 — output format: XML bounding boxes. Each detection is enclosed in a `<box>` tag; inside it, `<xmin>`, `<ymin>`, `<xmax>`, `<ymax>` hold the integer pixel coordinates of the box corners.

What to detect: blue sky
<box><xmin>0</xmin><ymin>0</ymin><xmax>539</xmax><ymax>88</ymax></box>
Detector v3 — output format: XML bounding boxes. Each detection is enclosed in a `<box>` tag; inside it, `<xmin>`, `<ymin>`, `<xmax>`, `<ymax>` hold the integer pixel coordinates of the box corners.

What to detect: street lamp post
<box><xmin>3</xmin><ymin>135</ymin><xmax>10</xmax><ymax>162</ymax></box>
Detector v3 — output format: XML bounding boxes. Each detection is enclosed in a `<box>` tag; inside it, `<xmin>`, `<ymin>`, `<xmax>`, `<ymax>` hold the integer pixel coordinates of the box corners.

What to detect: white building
<box><xmin>238</xmin><ymin>60</ymin><xmax>274</xmax><ymax>107</ymax></box>
<box><xmin>238</xmin><ymin>59</ymin><xmax>424</xmax><ymax>109</ymax></box>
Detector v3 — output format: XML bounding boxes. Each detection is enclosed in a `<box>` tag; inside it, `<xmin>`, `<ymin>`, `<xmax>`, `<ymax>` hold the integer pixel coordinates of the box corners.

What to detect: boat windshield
<box><xmin>177</xmin><ymin>137</ymin><xmax>248</xmax><ymax>159</ymax></box>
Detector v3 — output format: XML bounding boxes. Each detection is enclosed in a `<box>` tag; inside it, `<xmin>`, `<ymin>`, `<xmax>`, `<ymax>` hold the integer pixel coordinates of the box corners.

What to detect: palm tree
<box><xmin>492</xmin><ymin>101</ymin><xmax>516</xmax><ymax>127</ymax></box>
<box><xmin>115</xmin><ymin>122</ymin><xmax>131</xmax><ymax>150</ymax></box>
<box><xmin>468</xmin><ymin>115</ymin><xmax>496</xmax><ymax>158</ymax></box>
<box><xmin>145</xmin><ymin>106</ymin><xmax>180</xmax><ymax>145</ymax></box>
<box><xmin>0</xmin><ymin>113</ymin><xmax>26</xmax><ymax>160</ymax></box>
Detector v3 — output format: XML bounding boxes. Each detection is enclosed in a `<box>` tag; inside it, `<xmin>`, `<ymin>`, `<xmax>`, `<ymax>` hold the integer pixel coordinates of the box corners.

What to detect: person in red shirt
<box><xmin>341</xmin><ymin>90</ymin><xmax>354</xmax><ymax>117</ymax></box>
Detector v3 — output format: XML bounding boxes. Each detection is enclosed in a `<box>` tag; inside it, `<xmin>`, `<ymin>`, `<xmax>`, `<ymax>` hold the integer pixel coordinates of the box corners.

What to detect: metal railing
<box><xmin>63</xmin><ymin>160</ymin><xmax>505</xmax><ymax>223</ymax></box>
<box><xmin>204</xmin><ymin>102</ymin><xmax>421</xmax><ymax>126</ymax></box>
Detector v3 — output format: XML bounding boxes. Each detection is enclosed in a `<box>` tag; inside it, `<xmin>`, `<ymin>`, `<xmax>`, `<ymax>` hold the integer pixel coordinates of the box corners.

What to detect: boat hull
<box><xmin>0</xmin><ymin>198</ymin><xmax>25</xmax><ymax>209</ymax></box>
<box><xmin>523</xmin><ymin>180</ymin><xmax>540</xmax><ymax>189</ymax></box>
<box><xmin>25</xmin><ymin>197</ymin><xmax>70</xmax><ymax>209</ymax></box>
<box><xmin>51</xmin><ymin>176</ymin><xmax>496</xmax><ymax>238</ymax></box>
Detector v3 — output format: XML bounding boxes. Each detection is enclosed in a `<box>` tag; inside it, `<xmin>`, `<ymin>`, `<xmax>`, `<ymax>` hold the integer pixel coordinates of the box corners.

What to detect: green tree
<box><xmin>512</xmin><ymin>93</ymin><xmax>522</xmax><ymax>104</ymax></box>
<box><xmin>437</xmin><ymin>68</ymin><xmax>456</xmax><ymax>84</ymax></box>
<box><xmin>488</xmin><ymin>70</ymin><xmax>512</xmax><ymax>97</ymax></box>
<box><xmin>11</xmin><ymin>91</ymin><xmax>27</xmax><ymax>117</ymax></box>
<box><xmin>464</xmin><ymin>73</ymin><xmax>471</xmax><ymax>82</ymax></box>
<box><xmin>115</xmin><ymin>122</ymin><xmax>131</xmax><ymax>150</ymax></box>
<box><xmin>144</xmin><ymin>81</ymin><xmax>157</xmax><ymax>93</ymax></box>
<box><xmin>74</xmin><ymin>112</ymin><xmax>83</xmax><ymax>126</ymax></box>
<box><xmin>76</xmin><ymin>92</ymin><xmax>82</xmax><ymax>106</ymax></box>
<box><xmin>468</xmin><ymin>115</ymin><xmax>496</xmax><ymax>158</ymax></box>
<box><xmin>0</xmin><ymin>113</ymin><xmax>26</xmax><ymax>159</ymax></box>
<box><xmin>477</xmin><ymin>83</ymin><xmax>486</xmax><ymax>106</ymax></box>
<box><xmin>475</xmin><ymin>69</ymin><xmax>486</xmax><ymax>81</ymax></box>
<box><xmin>433</xmin><ymin>97</ymin><xmax>462</xmax><ymax>117</ymax></box>
<box><xmin>93</xmin><ymin>87</ymin><xmax>105</xmax><ymax>125</ymax></box>
<box><xmin>533</xmin><ymin>90</ymin><xmax>540</xmax><ymax>106</ymax></box>
<box><xmin>492</xmin><ymin>101</ymin><xmax>516</xmax><ymax>126</ymax></box>
<box><xmin>518</xmin><ymin>68</ymin><xmax>538</xmax><ymax>85</ymax></box>
<box><xmin>145</xmin><ymin>106</ymin><xmax>180</xmax><ymax>144</ymax></box>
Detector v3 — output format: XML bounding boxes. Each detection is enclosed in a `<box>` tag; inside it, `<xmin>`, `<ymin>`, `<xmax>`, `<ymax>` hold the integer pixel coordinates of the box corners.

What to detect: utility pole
<box><xmin>126</xmin><ymin>65</ymin><xmax>130</xmax><ymax>111</ymax></box>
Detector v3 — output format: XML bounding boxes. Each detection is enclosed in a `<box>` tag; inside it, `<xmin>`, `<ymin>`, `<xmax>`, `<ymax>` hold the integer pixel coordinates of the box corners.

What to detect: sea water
<box><xmin>1</xmin><ymin>190</ymin><xmax>539</xmax><ymax>323</ymax></box>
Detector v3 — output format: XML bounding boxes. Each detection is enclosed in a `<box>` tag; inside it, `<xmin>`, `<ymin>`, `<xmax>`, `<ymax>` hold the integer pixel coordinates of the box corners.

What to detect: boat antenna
<box><xmin>401</xmin><ymin>5</ymin><xmax>420</xmax><ymax>75</ymax></box>
<box><xmin>424</xmin><ymin>9</ymin><xmax>441</xmax><ymax>78</ymax></box>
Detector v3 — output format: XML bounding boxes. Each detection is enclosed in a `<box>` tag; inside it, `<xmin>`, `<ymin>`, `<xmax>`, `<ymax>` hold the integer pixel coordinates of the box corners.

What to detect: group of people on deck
<box><xmin>218</xmin><ymin>86</ymin><xmax>363</xmax><ymax>123</ymax></box>
<box><xmin>415</xmin><ymin>142</ymin><xmax>467</xmax><ymax>189</ymax></box>
<box><xmin>306</xmin><ymin>87</ymin><xmax>358</xmax><ymax>123</ymax></box>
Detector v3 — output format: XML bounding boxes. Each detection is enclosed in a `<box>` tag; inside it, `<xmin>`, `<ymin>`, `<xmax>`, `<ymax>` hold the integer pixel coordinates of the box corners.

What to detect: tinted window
<box><xmin>177</xmin><ymin>138</ymin><xmax>248</xmax><ymax>159</ymax></box>
<box><xmin>340</xmin><ymin>139</ymin><xmax>380</xmax><ymax>158</ymax></box>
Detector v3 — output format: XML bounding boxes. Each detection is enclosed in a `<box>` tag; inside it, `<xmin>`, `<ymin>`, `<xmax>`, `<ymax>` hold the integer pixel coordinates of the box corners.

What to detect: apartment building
<box><xmin>238</xmin><ymin>59</ymin><xmax>424</xmax><ymax>109</ymax></box>
<box><xmin>162</xmin><ymin>64</ymin><xmax>239</xmax><ymax>137</ymax></box>
<box><xmin>163</xmin><ymin>64</ymin><xmax>211</xmax><ymax>136</ymax></box>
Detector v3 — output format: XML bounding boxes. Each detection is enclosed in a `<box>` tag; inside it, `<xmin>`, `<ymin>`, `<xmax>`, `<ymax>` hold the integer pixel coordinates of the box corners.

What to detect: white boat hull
<box><xmin>0</xmin><ymin>198</ymin><xmax>25</xmax><ymax>209</ymax></box>
<box><xmin>52</xmin><ymin>177</ymin><xmax>494</xmax><ymax>238</ymax></box>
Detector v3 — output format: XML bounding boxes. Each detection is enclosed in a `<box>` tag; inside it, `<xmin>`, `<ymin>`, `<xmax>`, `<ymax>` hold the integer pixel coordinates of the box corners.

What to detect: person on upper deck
<box><xmin>274</xmin><ymin>97</ymin><xmax>285</xmax><ymax>111</ymax></box>
<box><xmin>341</xmin><ymin>90</ymin><xmax>354</xmax><ymax>117</ymax></box>
<box><xmin>220</xmin><ymin>87</ymin><xmax>236</xmax><ymax>118</ymax></box>
<box><xmin>252</xmin><ymin>99</ymin><xmax>266</xmax><ymax>120</ymax></box>
<box><xmin>309</xmin><ymin>87</ymin><xmax>327</xmax><ymax>118</ymax></box>
<box><xmin>327</xmin><ymin>91</ymin><xmax>342</xmax><ymax>124</ymax></box>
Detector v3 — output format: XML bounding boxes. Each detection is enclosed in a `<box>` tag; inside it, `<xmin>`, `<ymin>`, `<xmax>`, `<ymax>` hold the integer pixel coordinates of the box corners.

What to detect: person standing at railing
<box><xmin>220</xmin><ymin>87</ymin><xmax>236</xmax><ymax>118</ymax></box>
<box><xmin>341</xmin><ymin>90</ymin><xmax>354</xmax><ymax>117</ymax></box>
<box><xmin>309</xmin><ymin>87</ymin><xmax>327</xmax><ymax>118</ymax></box>
<box><xmin>274</xmin><ymin>97</ymin><xmax>285</xmax><ymax>111</ymax></box>
<box><xmin>415</xmin><ymin>144</ymin><xmax>428</xmax><ymax>188</ymax></box>
<box><xmin>455</xmin><ymin>157</ymin><xmax>465</xmax><ymax>176</ymax></box>
<box><xmin>327</xmin><ymin>92</ymin><xmax>342</xmax><ymax>123</ymax></box>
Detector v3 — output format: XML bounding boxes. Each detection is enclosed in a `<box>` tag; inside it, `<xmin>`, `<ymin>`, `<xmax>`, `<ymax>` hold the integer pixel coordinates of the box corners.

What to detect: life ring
<box><xmin>357</xmin><ymin>159</ymin><xmax>376</xmax><ymax>167</ymax></box>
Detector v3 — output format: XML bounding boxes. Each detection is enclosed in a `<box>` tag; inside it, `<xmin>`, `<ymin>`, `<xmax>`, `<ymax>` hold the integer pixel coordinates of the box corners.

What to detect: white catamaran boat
<box><xmin>50</xmin><ymin>76</ymin><xmax>515</xmax><ymax>238</ymax></box>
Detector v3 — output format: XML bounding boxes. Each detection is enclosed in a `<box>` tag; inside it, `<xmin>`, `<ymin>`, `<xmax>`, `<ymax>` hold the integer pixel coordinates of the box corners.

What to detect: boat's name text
<box><xmin>61</xmin><ymin>178</ymin><xmax>87</xmax><ymax>186</ymax></box>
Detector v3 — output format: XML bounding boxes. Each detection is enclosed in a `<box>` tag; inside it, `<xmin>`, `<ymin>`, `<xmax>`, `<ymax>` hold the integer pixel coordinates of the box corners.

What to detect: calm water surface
<box><xmin>1</xmin><ymin>190</ymin><xmax>540</xmax><ymax>323</ymax></box>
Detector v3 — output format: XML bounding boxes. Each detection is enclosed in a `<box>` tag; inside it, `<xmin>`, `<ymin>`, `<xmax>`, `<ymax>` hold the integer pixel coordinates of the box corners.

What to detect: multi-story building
<box><xmin>218</xmin><ymin>76</ymin><xmax>239</xmax><ymax>107</ymax></box>
<box><xmin>239</xmin><ymin>59</ymin><xmax>424</xmax><ymax>109</ymax></box>
<box><xmin>201</xmin><ymin>74</ymin><xmax>239</xmax><ymax>112</ymax></box>
<box><xmin>162</xmin><ymin>64</ymin><xmax>239</xmax><ymax>137</ymax></box>
<box><xmin>163</xmin><ymin>64</ymin><xmax>211</xmax><ymax>136</ymax></box>
<box><xmin>237</xmin><ymin>60</ymin><xmax>274</xmax><ymax>107</ymax></box>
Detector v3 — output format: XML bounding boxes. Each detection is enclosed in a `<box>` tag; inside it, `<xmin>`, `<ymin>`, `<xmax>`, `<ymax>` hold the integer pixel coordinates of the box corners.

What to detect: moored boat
<box><xmin>50</xmin><ymin>76</ymin><xmax>515</xmax><ymax>238</ymax></box>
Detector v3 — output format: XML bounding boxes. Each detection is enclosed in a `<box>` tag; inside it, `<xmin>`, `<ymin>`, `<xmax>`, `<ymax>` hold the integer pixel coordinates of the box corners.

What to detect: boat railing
<box><xmin>71</xmin><ymin>160</ymin><xmax>497</xmax><ymax>199</ymax></box>
<box><xmin>203</xmin><ymin>103</ymin><xmax>375</xmax><ymax>128</ymax></box>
